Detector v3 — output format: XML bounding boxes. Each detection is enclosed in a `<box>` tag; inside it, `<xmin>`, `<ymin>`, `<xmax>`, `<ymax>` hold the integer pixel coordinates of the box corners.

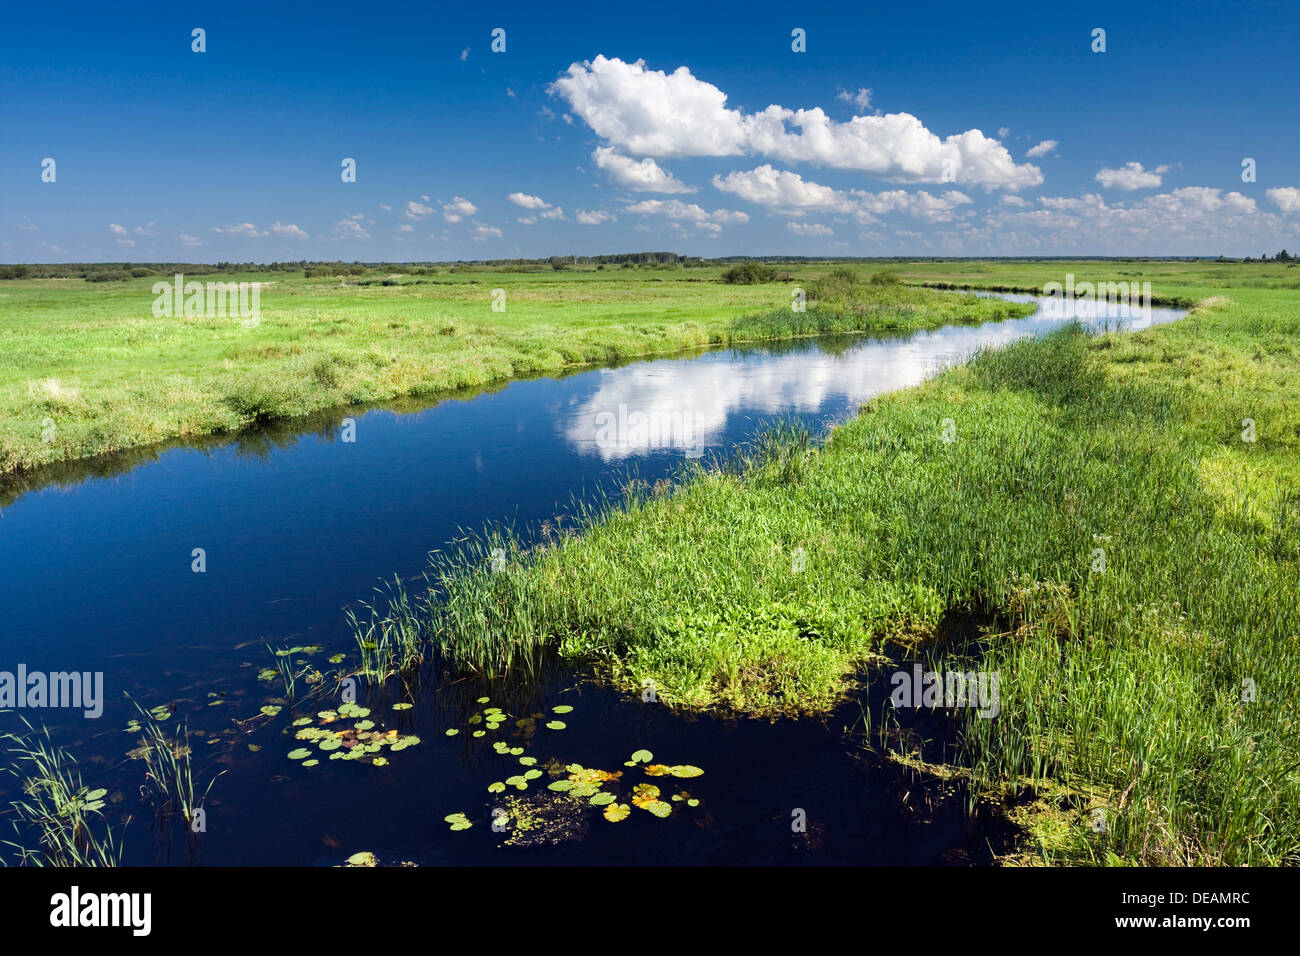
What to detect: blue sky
<box><xmin>3</xmin><ymin>0</ymin><xmax>1298</xmax><ymax>261</ymax></box>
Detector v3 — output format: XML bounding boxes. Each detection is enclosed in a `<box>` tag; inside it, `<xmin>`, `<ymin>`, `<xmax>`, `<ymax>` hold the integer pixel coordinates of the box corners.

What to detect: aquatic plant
<box><xmin>0</xmin><ymin>718</ymin><xmax>125</xmax><ymax>867</ymax></box>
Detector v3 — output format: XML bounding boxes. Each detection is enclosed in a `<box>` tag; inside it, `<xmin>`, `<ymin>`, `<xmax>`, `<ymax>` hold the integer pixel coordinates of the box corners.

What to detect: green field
<box><xmin>5</xmin><ymin>258</ymin><xmax>1298</xmax><ymax>866</ymax></box>
<box><xmin>391</xmin><ymin>259</ymin><xmax>1299</xmax><ymax>866</ymax></box>
<box><xmin>0</xmin><ymin>265</ymin><xmax>1030</xmax><ymax>476</ymax></box>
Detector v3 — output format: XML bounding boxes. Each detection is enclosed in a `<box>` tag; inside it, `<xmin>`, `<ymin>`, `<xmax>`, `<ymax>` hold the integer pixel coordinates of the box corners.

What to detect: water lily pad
<box><xmin>589</xmin><ymin>792</ymin><xmax>616</xmax><ymax>806</ymax></box>
<box><xmin>523</xmin><ymin>769</ymin><xmax>542</xmax><ymax>780</ymax></box>
<box><xmin>260</xmin><ymin>705</ymin><xmax>282</xmax><ymax>717</ymax></box>
<box><xmin>476</xmin><ymin>696</ymin><xmax>490</xmax><ymax>704</ymax></box>
<box><xmin>354</xmin><ymin>720</ymin><xmax>375</xmax><ymax>731</ymax></box>
<box><xmin>545</xmin><ymin>720</ymin><xmax>566</xmax><ymax>731</ymax></box>
<box><xmin>445</xmin><ymin>729</ymin><xmax>459</xmax><ymax>736</ymax></box>
<box><xmin>547</xmin><ymin>780</ymin><xmax>573</xmax><ymax>792</ymax></box>
<box><xmin>488</xmin><ymin>781</ymin><xmax>506</xmax><ymax>793</ymax></box>
<box><xmin>302</xmin><ymin>759</ymin><xmax>319</xmax><ymax>767</ymax></box>
<box><xmin>629</xmin><ymin>749</ymin><xmax>653</xmax><ymax>764</ymax></box>
<box><xmin>372</xmin><ymin>757</ymin><xmax>388</xmax><ymax>767</ymax></box>
<box><xmin>392</xmin><ymin>702</ymin><xmax>413</xmax><ymax>711</ymax></box>
<box><xmin>346</xmin><ymin>851</ymin><xmax>377</xmax><ymax>867</ymax></box>
<box><xmin>551</xmin><ymin>704</ymin><xmax>573</xmax><ymax>714</ymax></box>
<box><xmin>603</xmin><ymin>803</ymin><xmax>631</xmax><ymax>822</ymax></box>
<box><xmin>287</xmin><ymin>748</ymin><xmax>311</xmax><ymax>760</ymax></box>
<box><xmin>670</xmin><ymin>765</ymin><xmax>704</xmax><ymax>778</ymax></box>
<box><xmin>518</xmin><ymin>756</ymin><xmax>537</xmax><ymax>766</ymax></box>
<box><xmin>292</xmin><ymin>717</ymin><xmax>313</xmax><ymax>726</ymax></box>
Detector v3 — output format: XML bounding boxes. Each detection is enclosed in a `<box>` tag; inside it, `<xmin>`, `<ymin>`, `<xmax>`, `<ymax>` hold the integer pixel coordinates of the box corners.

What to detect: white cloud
<box><xmin>443</xmin><ymin>196</ymin><xmax>478</xmax><ymax>222</ymax></box>
<box><xmin>713</xmin><ymin>165</ymin><xmax>973</xmax><ymax>222</ymax></box>
<box><xmin>540</xmin><ymin>206</ymin><xmax>565</xmax><ymax>220</ymax></box>
<box><xmin>472</xmin><ymin>222</ymin><xmax>502</xmax><ymax>241</ymax></box>
<box><xmin>271</xmin><ymin>221</ymin><xmax>308</xmax><ymax>239</ymax></box>
<box><xmin>624</xmin><ymin>198</ymin><xmax>749</xmax><ymax>229</ymax></box>
<box><xmin>576</xmin><ymin>209</ymin><xmax>614</xmax><ymax>225</ymax></box>
<box><xmin>332</xmin><ymin>218</ymin><xmax>371</xmax><ymax>240</ymax></box>
<box><xmin>212</xmin><ymin>222</ymin><xmax>268</xmax><ymax>238</ymax></box>
<box><xmin>551</xmin><ymin>56</ymin><xmax>1042</xmax><ymax>189</ymax></box>
<box><xmin>1000</xmin><ymin>194</ymin><xmax>1029</xmax><ymax>207</ymax></box>
<box><xmin>379</xmin><ymin>203</ymin><xmax>393</xmax><ymax>212</ymax></box>
<box><xmin>788</xmin><ymin>221</ymin><xmax>833</xmax><ymax>236</ymax></box>
<box><xmin>592</xmin><ymin>146</ymin><xmax>696</xmax><ymax>193</ymax></box>
<box><xmin>108</xmin><ymin>223</ymin><xmax>127</xmax><ymax>235</ymax></box>
<box><xmin>508</xmin><ymin>192</ymin><xmax>552</xmax><ymax>210</ymax></box>
<box><xmin>997</xmin><ymin>126</ymin><xmax>1011</xmax><ymax>139</ymax></box>
<box><xmin>397</xmin><ymin>224</ymin><xmax>414</xmax><ymax>233</ymax></box>
<box><xmin>177</xmin><ymin>233</ymin><xmax>202</xmax><ymax>247</ymax></box>
<box><xmin>1095</xmin><ymin>161</ymin><xmax>1171</xmax><ymax>191</ymax></box>
<box><xmin>405</xmin><ymin>200</ymin><xmax>435</xmax><ymax>220</ymax></box>
<box><xmin>516</xmin><ymin>216</ymin><xmax>537</xmax><ymax>225</ymax></box>
<box><xmin>992</xmin><ymin>186</ymin><xmax>1270</xmax><ymax>250</ymax></box>
<box><xmin>460</xmin><ymin>48</ymin><xmax>469</xmax><ymax>62</ymax></box>
<box><xmin>836</xmin><ymin>88</ymin><xmax>874</xmax><ymax>112</ymax></box>
<box><xmin>114</xmin><ymin>238</ymin><xmax>135</xmax><ymax>248</ymax></box>
<box><xmin>1266</xmin><ymin>187</ymin><xmax>1300</xmax><ymax>213</ymax></box>
<box><xmin>1025</xmin><ymin>139</ymin><xmax>1058</xmax><ymax>158</ymax></box>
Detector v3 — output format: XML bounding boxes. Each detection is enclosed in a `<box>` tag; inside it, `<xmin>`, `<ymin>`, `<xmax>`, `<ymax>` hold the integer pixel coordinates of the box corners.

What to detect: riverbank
<box><xmin>419</xmin><ymin>266</ymin><xmax>1300</xmax><ymax>865</ymax></box>
<box><xmin>0</xmin><ymin>266</ymin><xmax>1030</xmax><ymax>475</ymax></box>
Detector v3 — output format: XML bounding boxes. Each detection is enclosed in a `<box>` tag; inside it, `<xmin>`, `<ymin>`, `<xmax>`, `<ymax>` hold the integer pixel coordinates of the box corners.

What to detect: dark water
<box><xmin>0</xmin><ymin>295</ymin><xmax>1185</xmax><ymax>866</ymax></box>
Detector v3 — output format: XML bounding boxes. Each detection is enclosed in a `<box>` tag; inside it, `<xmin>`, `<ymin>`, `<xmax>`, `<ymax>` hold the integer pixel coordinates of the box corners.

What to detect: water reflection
<box><xmin>565</xmin><ymin>295</ymin><xmax>1187</xmax><ymax>460</ymax></box>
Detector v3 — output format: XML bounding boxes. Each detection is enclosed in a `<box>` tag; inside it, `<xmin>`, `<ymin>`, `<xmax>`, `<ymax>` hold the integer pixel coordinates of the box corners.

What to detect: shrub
<box><xmin>721</xmin><ymin>262</ymin><xmax>778</xmax><ymax>284</ymax></box>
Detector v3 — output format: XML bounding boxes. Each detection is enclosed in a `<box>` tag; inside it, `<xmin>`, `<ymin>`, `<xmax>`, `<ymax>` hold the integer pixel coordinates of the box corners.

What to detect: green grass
<box><xmin>402</xmin><ymin>262</ymin><xmax>1299</xmax><ymax>866</ymax></box>
<box><xmin>0</xmin><ymin>265</ymin><xmax>1028</xmax><ymax>476</ymax></box>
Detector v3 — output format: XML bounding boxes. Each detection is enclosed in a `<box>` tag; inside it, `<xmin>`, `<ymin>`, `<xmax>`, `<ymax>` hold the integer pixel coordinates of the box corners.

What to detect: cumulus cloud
<box><xmin>713</xmin><ymin>165</ymin><xmax>973</xmax><ymax>222</ymax></box>
<box><xmin>624</xmin><ymin>198</ymin><xmax>749</xmax><ymax>230</ymax></box>
<box><xmin>405</xmin><ymin>200</ymin><xmax>435</xmax><ymax>220</ymax></box>
<box><xmin>108</xmin><ymin>223</ymin><xmax>127</xmax><ymax>235</ymax></box>
<box><xmin>788</xmin><ymin>221</ymin><xmax>833</xmax><ymax>236</ymax></box>
<box><xmin>331</xmin><ymin>218</ymin><xmax>371</xmax><ymax>240</ymax></box>
<box><xmin>1266</xmin><ymin>187</ymin><xmax>1300</xmax><ymax>213</ymax></box>
<box><xmin>991</xmin><ymin>186</ymin><xmax>1270</xmax><ymax>250</ymax></box>
<box><xmin>592</xmin><ymin>146</ymin><xmax>696</xmax><ymax>193</ymax></box>
<box><xmin>576</xmin><ymin>209</ymin><xmax>614</xmax><ymax>225</ymax></box>
<box><xmin>472</xmin><ymin>222</ymin><xmax>502</xmax><ymax>241</ymax></box>
<box><xmin>836</xmin><ymin>88</ymin><xmax>874</xmax><ymax>112</ymax></box>
<box><xmin>508</xmin><ymin>192</ymin><xmax>552</xmax><ymax>210</ymax></box>
<box><xmin>177</xmin><ymin>233</ymin><xmax>202</xmax><ymax>247</ymax></box>
<box><xmin>442</xmin><ymin>196</ymin><xmax>478</xmax><ymax>222</ymax></box>
<box><xmin>271</xmin><ymin>221</ymin><xmax>308</xmax><ymax>239</ymax></box>
<box><xmin>550</xmin><ymin>56</ymin><xmax>1042</xmax><ymax>188</ymax></box>
<box><xmin>212</xmin><ymin>222</ymin><xmax>269</xmax><ymax>238</ymax></box>
<box><xmin>1025</xmin><ymin>139</ymin><xmax>1058</xmax><ymax>158</ymax></box>
<box><xmin>1095</xmin><ymin>162</ymin><xmax>1171</xmax><ymax>190</ymax></box>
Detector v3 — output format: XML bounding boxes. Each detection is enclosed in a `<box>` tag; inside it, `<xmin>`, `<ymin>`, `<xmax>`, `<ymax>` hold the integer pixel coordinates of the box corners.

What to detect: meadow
<box><xmin>4</xmin><ymin>257</ymin><xmax>1298</xmax><ymax>868</ymax></box>
<box><xmin>0</xmin><ymin>265</ymin><xmax>1028</xmax><ymax>476</ymax></box>
<box><xmin>391</xmin><ymin>259</ymin><xmax>1299</xmax><ymax>866</ymax></box>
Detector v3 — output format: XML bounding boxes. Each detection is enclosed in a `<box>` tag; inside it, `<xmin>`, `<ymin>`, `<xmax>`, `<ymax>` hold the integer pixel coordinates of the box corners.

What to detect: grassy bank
<box><xmin>410</xmin><ymin>264</ymin><xmax>1299</xmax><ymax>865</ymax></box>
<box><xmin>0</xmin><ymin>266</ymin><xmax>1028</xmax><ymax>476</ymax></box>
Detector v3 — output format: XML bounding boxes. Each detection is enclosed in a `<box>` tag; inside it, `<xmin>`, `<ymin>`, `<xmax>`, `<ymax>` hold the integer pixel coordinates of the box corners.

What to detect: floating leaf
<box><xmin>392</xmin><ymin>702</ymin><xmax>413</xmax><ymax>711</ymax></box>
<box><xmin>670</xmin><ymin>765</ymin><xmax>704</xmax><ymax>778</ymax></box>
<box><xmin>260</xmin><ymin>705</ymin><xmax>282</xmax><ymax>717</ymax></box>
<box><xmin>472</xmin><ymin>730</ymin><xmax>486</xmax><ymax>738</ymax></box>
<box><xmin>523</xmin><ymin>769</ymin><xmax>542</xmax><ymax>780</ymax></box>
<box><xmin>545</xmin><ymin>720</ymin><xmax>566</xmax><ymax>731</ymax></box>
<box><xmin>643</xmin><ymin>764</ymin><xmax>670</xmax><ymax>776</ymax></box>
<box><xmin>476</xmin><ymin>697</ymin><xmax>490</xmax><ymax>704</ymax></box>
<box><xmin>302</xmin><ymin>759</ymin><xmax>319</xmax><ymax>767</ymax></box>
<box><xmin>346</xmin><ymin>851</ymin><xmax>377</xmax><ymax>867</ymax></box>
<box><xmin>589</xmin><ymin>792</ymin><xmax>616</xmax><ymax>807</ymax></box>
<box><xmin>445</xmin><ymin>729</ymin><xmax>459</xmax><ymax>737</ymax></box>
<box><xmin>518</xmin><ymin>756</ymin><xmax>537</xmax><ymax>766</ymax></box>
<box><xmin>641</xmin><ymin>800</ymin><xmax>672</xmax><ymax>818</ymax></box>
<box><xmin>551</xmin><ymin>705</ymin><xmax>573</xmax><ymax>714</ymax></box>
<box><xmin>371</xmin><ymin>757</ymin><xmax>388</xmax><ymax>767</ymax></box>
<box><xmin>488</xmin><ymin>782</ymin><xmax>506</xmax><ymax>794</ymax></box>
<box><xmin>629</xmin><ymin>749</ymin><xmax>653</xmax><ymax>764</ymax></box>
<box><xmin>547</xmin><ymin>780</ymin><xmax>573</xmax><ymax>792</ymax></box>
<box><xmin>603</xmin><ymin>803</ymin><xmax>631</xmax><ymax>822</ymax></box>
<box><xmin>292</xmin><ymin>717</ymin><xmax>313</xmax><ymax>727</ymax></box>
<box><xmin>287</xmin><ymin>748</ymin><xmax>311</xmax><ymax>760</ymax></box>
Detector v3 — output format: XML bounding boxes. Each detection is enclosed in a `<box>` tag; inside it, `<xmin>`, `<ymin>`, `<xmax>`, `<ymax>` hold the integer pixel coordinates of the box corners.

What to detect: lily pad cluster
<box><xmin>441</xmin><ymin>706</ymin><xmax>706</xmax><ymax>838</ymax></box>
<box><xmin>285</xmin><ymin>702</ymin><xmax>420</xmax><ymax>768</ymax></box>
